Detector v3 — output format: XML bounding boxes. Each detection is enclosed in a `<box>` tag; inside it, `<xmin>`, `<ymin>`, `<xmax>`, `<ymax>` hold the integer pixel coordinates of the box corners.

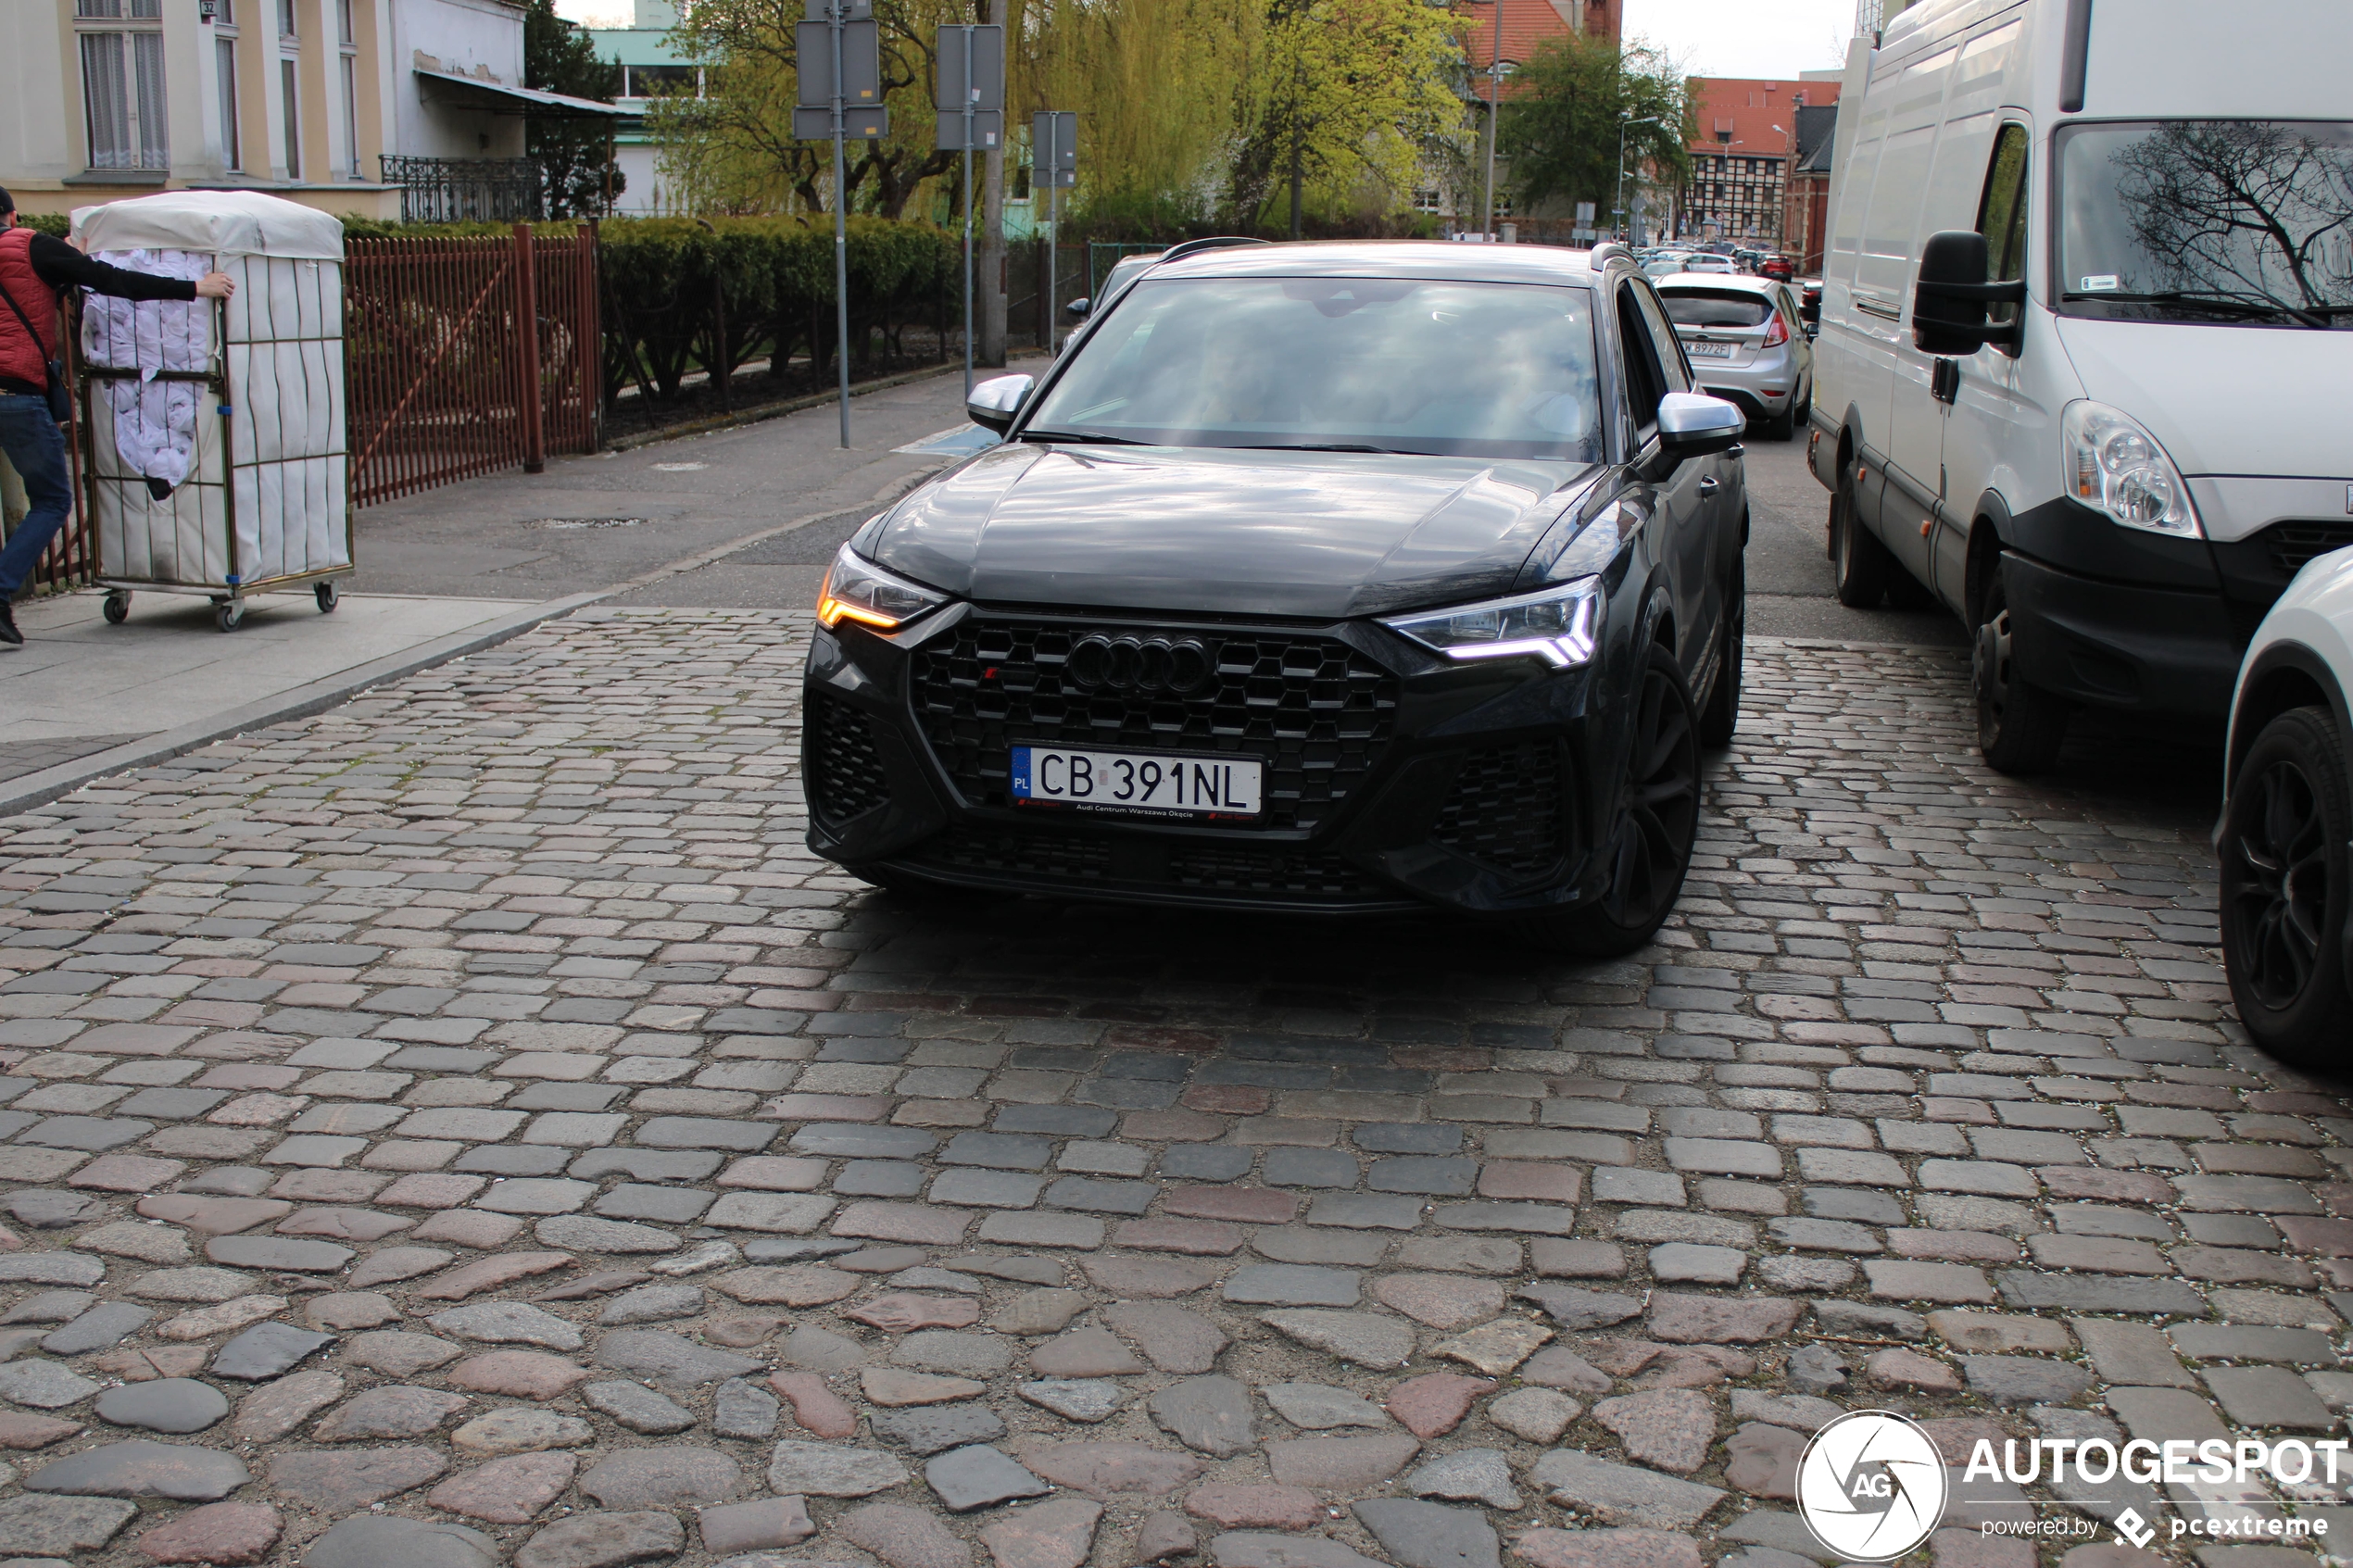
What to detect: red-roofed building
<box><xmin>1679</xmin><ymin>74</ymin><xmax>1841</xmax><ymax>247</ymax></box>
<box><xmin>1421</xmin><ymin>0</ymin><xmax>1619</xmax><ymax>228</ymax></box>
<box><xmin>1457</xmin><ymin>0</ymin><xmax>1619</xmax><ymax>89</ymax></box>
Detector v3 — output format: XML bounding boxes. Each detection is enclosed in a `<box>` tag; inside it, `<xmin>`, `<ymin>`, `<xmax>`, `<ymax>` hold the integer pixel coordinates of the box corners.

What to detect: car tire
<box><xmin>1765</xmin><ymin>405</ymin><xmax>1795</xmax><ymax>441</ymax></box>
<box><xmin>1831</xmin><ymin>463</ymin><xmax>1889</xmax><ymax>608</ymax></box>
<box><xmin>1786</xmin><ymin>383</ymin><xmax>1811</xmax><ymax>442</ymax></box>
<box><xmin>2221</xmin><ymin>706</ymin><xmax>2353</xmax><ymax>1064</ymax></box>
<box><xmin>1972</xmin><ymin>562</ymin><xmax>2071</xmax><ymax>774</ymax></box>
<box><xmin>1520</xmin><ymin>643</ymin><xmax>1702</xmax><ymax>957</ymax></box>
<box><xmin>1699</xmin><ymin>553</ymin><xmax>1744</xmax><ymax>748</ymax></box>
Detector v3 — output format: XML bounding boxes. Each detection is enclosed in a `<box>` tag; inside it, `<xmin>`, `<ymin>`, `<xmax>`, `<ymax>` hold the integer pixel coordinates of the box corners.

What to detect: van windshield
<box><xmin>2057</xmin><ymin>120</ymin><xmax>2353</xmax><ymax>328</ymax></box>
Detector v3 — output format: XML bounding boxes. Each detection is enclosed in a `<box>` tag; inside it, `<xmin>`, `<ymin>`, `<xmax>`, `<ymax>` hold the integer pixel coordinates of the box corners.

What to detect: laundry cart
<box><xmin>72</xmin><ymin>191</ymin><xmax>353</xmax><ymax>633</ymax></box>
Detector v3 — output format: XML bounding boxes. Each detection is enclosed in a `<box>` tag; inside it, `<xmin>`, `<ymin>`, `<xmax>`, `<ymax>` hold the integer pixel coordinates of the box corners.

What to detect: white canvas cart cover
<box><xmin>70</xmin><ymin>192</ymin><xmax>350</xmax><ymax>592</ymax></box>
<box><xmin>71</xmin><ymin>191</ymin><xmax>344</xmax><ymax>262</ymax></box>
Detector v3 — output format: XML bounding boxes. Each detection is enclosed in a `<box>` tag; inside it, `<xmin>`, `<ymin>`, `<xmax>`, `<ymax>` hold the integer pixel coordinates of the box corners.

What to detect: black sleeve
<box><xmin>28</xmin><ymin>232</ymin><xmax>201</xmax><ymax>302</ymax></box>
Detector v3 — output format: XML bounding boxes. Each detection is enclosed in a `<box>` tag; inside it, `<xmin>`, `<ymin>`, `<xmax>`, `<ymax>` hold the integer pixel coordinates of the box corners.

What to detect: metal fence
<box><xmin>381</xmin><ymin>156</ymin><xmax>547</xmax><ymax>225</ymax></box>
<box><xmin>346</xmin><ymin>225</ymin><xmax>601</xmax><ymax>508</ymax></box>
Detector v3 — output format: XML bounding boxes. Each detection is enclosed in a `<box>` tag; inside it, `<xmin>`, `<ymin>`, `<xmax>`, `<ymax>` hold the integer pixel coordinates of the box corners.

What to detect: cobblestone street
<box><xmin>0</xmin><ymin>607</ymin><xmax>2334</xmax><ymax>1568</ymax></box>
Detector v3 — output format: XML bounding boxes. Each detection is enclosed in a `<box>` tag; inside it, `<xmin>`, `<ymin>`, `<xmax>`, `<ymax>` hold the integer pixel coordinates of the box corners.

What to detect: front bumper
<box><xmin>803</xmin><ymin>604</ymin><xmax>1617</xmax><ymax>916</ymax></box>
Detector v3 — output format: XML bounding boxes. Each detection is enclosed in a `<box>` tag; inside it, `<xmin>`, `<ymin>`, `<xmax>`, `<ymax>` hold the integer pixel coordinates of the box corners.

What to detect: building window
<box><xmin>337</xmin><ymin>0</ymin><xmax>359</xmax><ymax>178</ymax></box>
<box><xmin>217</xmin><ymin>38</ymin><xmax>241</xmax><ymax>170</ymax></box>
<box><xmin>282</xmin><ymin>56</ymin><xmax>301</xmax><ymax>179</ymax></box>
<box><xmin>1412</xmin><ymin>188</ymin><xmax>1443</xmax><ymax>213</ymax></box>
<box><xmin>622</xmin><ymin>63</ymin><xmax>699</xmax><ymax>98</ymax></box>
<box><xmin>279</xmin><ymin>0</ymin><xmax>296</xmax><ymax>36</ymax></box>
<box><xmin>77</xmin><ymin>0</ymin><xmax>169</xmax><ymax>171</ymax></box>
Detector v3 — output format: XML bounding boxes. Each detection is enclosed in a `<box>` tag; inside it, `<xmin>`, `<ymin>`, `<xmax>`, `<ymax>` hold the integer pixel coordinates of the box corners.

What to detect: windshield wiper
<box><xmin>1233</xmin><ymin>441</ymin><xmax>1398</xmax><ymax>454</ymax></box>
<box><xmin>1019</xmin><ymin>428</ymin><xmax>1149</xmax><ymax>445</ymax></box>
<box><xmin>2062</xmin><ymin>288</ymin><xmax>2330</xmax><ymax>328</ymax></box>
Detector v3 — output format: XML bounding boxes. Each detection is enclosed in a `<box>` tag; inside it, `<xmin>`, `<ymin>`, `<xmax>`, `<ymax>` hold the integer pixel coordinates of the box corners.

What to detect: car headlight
<box><xmin>2062</xmin><ymin>401</ymin><xmax>2201</xmax><ymax>538</ymax></box>
<box><xmin>816</xmin><ymin>544</ymin><xmax>948</xmax><ymax>632</ymax></box>
<box><xmin>1380</xmin><ymin>577</ymin><xmax>1602</xmax><ymax>669</ymax></box>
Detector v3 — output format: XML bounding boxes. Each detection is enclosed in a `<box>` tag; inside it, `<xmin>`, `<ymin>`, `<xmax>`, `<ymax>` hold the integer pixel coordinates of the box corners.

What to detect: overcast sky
<box><xmin>1623</xmin><ymin>0</ymin><xmax>1857</xmax><ymax>80</ymax></box>
<box><xmin>558</xmin><ymin>0</ymin><xmax>1865</xmax><ymax>79</ymax></box>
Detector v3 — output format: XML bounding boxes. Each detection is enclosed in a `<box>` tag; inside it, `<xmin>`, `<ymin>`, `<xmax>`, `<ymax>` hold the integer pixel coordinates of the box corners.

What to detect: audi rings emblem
<box><xmin>1065</xmin><ymin>634</ymin><xmax>1213</xmax><ymax>694</ymax></box>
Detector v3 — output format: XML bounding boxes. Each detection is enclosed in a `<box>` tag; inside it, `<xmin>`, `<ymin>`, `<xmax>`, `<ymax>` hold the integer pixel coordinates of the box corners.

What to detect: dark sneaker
<box><xmin>0</xmin><ymin>601</ymin><xmax>19</xmax><ymax>646</ymax></box>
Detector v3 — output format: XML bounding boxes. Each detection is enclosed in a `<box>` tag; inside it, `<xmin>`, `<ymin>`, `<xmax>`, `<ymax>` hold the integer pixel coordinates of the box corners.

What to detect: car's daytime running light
<box><xmin>817</xmin><ymin>544</ymin><xmax>948</xmax><ymax>631</ymax></box>
<box><xmin>1381</xmin><ymin>577</ymin><xmax>1603</xmax><ymax>668</ymax></box>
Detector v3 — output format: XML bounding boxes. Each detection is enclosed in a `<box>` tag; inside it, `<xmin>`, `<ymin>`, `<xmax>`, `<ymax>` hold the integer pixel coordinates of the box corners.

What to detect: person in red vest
<box><xmin>0</xmin><ymin>186</ymin><xmax>234</xmax><ymax>646</ymax></box>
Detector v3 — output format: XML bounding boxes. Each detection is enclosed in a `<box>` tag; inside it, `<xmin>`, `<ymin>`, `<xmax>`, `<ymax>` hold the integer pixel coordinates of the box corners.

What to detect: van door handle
<box><xmin>1697</xmin><ymin>477</ymin><xmax>1720</xmax><ymax>497</ymax></box>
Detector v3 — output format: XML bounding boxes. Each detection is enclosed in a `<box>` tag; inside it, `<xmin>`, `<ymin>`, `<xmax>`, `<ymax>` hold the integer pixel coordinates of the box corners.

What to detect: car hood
<box><xmin>867</xmin><ymin>442</ymin><xmax>1597</xmax><ymax>620</ymax></box>
<box><xmin>2054</xmin><ymin>315</ymin><xmax>2353</xmax><ymax>480</ymax></box>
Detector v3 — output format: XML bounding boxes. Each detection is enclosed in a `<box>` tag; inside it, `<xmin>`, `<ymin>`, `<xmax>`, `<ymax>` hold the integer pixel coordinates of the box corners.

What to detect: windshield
<box><xmin>1658</xmin><ymin>291</ymin><xmax>1773</xmax><ymax>329</ymax></box>
<box><xmin>1024</xmin><ymin>276</ymin><xmax>1603</xmax><ymax>460</ymax></box>
<box><xmin>2057</xmin><ymin>119</ymin><xmax>2353</xmax><ymax>326</ymax></box>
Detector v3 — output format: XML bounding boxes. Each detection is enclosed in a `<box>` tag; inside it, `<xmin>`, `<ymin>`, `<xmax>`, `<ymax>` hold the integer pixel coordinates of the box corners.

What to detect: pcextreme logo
<box><xmin>1795</xmin><ymin>1410</ymin><xmax>2344</xmax><ymax>1559</ymax></box>
<box><xmin>1796</xmin><ymin>1411</ymin><xmax>1949</xmax><ymax>1562</ymax></box>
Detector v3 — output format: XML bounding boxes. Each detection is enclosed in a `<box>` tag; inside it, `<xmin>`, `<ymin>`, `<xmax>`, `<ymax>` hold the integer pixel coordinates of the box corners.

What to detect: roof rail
<box><xmin>1156</xmin><ymin>236</ymin><xmax>1276</xmax><ymax>264</ymax></box>
<box><xmin>1587</xmin><ymin>241</ymin><xmax>1636</xmax><ymax>270</ymax></box>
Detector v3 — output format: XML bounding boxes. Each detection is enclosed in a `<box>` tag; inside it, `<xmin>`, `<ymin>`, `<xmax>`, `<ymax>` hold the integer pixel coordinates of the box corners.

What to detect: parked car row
<box><xmin>1806</xmin><ymin>0</ymin><xmax>2353</xmax><ymax>1059</ymax></box>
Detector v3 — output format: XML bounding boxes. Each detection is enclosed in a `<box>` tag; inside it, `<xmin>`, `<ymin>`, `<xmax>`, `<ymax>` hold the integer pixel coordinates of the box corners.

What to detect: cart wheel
<box><xmin>215</xmin><ymin>601</ymin><xmax>245</xmax><ymax>633</ymax></box>
<box><xmin>316</xmin><ymin>581</ymin><xmax>340</xmax><ymax>613</ymax></box>
<box><xmin>102</xmin><ymin>592</ymin><xmax>131</xmax><ymax>625</ymax></box>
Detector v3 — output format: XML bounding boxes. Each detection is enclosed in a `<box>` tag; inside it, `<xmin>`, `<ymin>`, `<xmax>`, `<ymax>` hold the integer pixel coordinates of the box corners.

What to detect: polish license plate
<box><xmin>1686</xmin><ymin>341</ymin><xmax>1737</xmax><ymax>358</ymax></box>
<box><xmin>1011</xmin><ymin>746</ymin><xmax>1263</xmax><ymax>819</ymax></box>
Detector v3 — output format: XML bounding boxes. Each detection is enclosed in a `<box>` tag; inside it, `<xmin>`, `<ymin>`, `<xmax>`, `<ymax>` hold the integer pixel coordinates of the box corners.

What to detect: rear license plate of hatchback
<box><xmin>1686</xmin><ymin>341</ymin><xmax>1737</xmax><ymax>358</ymax></box>
<box><xmin>1011</xmin><ymin>746</ymin><xmax>1263</xmax><ymax>819</ymax></box>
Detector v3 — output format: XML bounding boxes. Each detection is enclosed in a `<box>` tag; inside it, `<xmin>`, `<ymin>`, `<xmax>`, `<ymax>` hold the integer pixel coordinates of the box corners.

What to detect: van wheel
<box><xmin>2220</xmin><ymin>707</ymin><xmax>2353</xmax><ymax>1065</ymax></box>
<box><xmin>1973</xmin><ymin>565</ymin><xmax>2070</xmax><ymax>774</ymax></box>
<box><xmin>1831</xmin><ymin>465</ymin><xmax>1889</xmax><ymax>608</ymax></box>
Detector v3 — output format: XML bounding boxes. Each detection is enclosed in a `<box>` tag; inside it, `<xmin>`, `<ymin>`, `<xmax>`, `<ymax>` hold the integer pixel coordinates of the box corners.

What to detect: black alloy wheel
<box><xmin>1699</xmin><ymin>551</ymin><xmax>1744</xmax><ymax>748</ymax></box>
<box><xmin>1527</xmin><ymin>644</ymin><xmax>1703</xmax><ymax>956</ymax></box>
<box><xmin>1971</xmin><ymin>562</ymin><xmax>2070</xmax><ymax>774</ymax></box>
<box><xmin>2221</xmin><ymin>706</ymin><xmax>2353</xmax><ymax>1062</ymax></box>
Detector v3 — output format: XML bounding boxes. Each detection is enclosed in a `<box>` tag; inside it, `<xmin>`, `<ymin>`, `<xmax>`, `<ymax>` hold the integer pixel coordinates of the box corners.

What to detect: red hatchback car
<box><xmin>1758</xmin><ymin>255</ymin><xmax>1794</xmax><ymax>281</ymax></box>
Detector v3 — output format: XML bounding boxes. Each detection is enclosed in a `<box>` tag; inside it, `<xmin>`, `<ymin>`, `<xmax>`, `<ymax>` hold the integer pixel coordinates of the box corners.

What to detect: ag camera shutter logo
<box><xmin>1797</xmin><ymin>1411</ymin><xmax>1949</xmax><ymax>1561</ymax></box>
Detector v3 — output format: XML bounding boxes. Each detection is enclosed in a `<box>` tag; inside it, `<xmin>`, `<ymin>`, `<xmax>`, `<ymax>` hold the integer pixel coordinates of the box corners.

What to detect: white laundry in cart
<box><xmin>71</xmin><ymin>191</ymin><xmax>353</xmax><ymax>632</ymax></box>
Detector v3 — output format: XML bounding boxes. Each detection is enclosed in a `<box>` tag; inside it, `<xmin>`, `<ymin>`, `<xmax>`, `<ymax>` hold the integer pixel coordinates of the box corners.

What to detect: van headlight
<box><xmin>1381</xmin><ymin>577</ymin><xmax>1602</xmax><ymax>668</ymax></box>
<box><xmin>816</xmin><ymin>545</ymin><xmax>947</xmax><ymax>631</ymax></box>
<box><xmin>2062</xmin><ymin>401</ymin><xmax>2201</xmax><ymax>538</ymax></box>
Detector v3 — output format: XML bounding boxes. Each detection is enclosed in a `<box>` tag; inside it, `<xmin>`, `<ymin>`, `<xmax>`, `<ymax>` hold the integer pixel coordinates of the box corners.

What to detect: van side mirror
<box><xmin>1912</xmin><ymin>229</ymin><xmax>2024</xmax><ymax>355</ymax></box>
<box><xmin>966</xmin><ymin>373</ymin><xmax>1034</xmax><ymax>435</ymax></box>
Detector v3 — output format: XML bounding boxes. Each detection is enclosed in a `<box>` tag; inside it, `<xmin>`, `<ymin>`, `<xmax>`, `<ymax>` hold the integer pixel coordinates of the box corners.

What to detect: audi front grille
<box><xmin>910</xmin><ymin>615</ymin><xmax>1399</xmax><ymax>833</ymax></box>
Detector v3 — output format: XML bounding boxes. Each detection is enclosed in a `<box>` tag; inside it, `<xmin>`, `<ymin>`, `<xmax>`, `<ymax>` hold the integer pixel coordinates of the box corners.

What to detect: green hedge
<box><xmin>340</xmin><ymin>214</ymin><xmax>958</xmax><ymax>402</ymax></box>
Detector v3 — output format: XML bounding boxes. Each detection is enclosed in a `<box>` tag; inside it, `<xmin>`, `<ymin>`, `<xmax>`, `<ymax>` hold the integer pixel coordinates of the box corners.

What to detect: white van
<box><xmin>1807</xmin><ymin>0</ymin><xmax>2353</xmax><ymax>771</ymax></box>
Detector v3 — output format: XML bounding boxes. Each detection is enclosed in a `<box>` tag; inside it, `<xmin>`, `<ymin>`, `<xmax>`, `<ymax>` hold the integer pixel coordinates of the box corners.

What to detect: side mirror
<box><xmin>1648</xmin><ymin>392</ymin><xmax>1744</xmax><ymax>475</ymax></box>
<box><xmin>1912</xmin><ymin>229</ymin><xmax>2023</xmax><ymax>354</ymax></box>
<box><xmin>966</xmin><ymin>372</ymin><xmax>1034</xmax><ymax>435</ymax></box>
<box><xmin>1064</xmin><ymin>297</ymin><xmax>1090</xmax><ymax>320</ymax></box>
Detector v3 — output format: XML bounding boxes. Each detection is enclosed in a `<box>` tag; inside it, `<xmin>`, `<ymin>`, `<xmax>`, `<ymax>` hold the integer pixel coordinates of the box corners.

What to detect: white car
<box><xmin>2221</xmin><ymin>552</ymin><xmax>2353</xmax><ymax>1059</ymax></box>
<box><xmin>1680</xmin><ymin>256</ymin><xmax>1735</xmax><ymax>274</ymax></box>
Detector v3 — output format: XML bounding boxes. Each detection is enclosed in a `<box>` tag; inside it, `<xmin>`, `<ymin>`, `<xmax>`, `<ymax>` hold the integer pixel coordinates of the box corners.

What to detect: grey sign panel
<box><xmin>1033</xmin><ymin>110</ymin><xmax>1076</xmax><ymax>186</ymax></box>
<box><xmin>935</xmin><ymin>108</ymin><xmax>1003</xmax><ymax>152</ymax></box>
<box><xmin>797</xmin><ymin>19</ymin><xmax>882</xmax><ymax>109</ymax></box>
<box><xmin>803</xmin><ymin>0</ymin><xmax>870</xmax><ymax>16</ymax></box>
<box><xmin>934</xmin><ymin>24</ymin><xmax>1004</xmax><ymax>111</ymax></box>
<box><xmin>794</xmin><ymin>107</ymin><xmax>888</xmax><ymax>141</ymax></box>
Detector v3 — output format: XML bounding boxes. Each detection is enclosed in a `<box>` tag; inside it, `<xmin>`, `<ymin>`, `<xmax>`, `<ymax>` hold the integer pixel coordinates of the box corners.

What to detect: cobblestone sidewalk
<box><xmin>0</xmin><ymin>608</ymin><xmax>2333</xmax><ymax>1568</ymax></box>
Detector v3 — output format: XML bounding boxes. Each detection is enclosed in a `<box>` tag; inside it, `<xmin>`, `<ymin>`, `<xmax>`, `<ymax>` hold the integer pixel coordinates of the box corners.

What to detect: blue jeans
<box><xmin>0</xmin><ymin>394</ymin><xmax>73</xmax><ymax>602</ymax></box>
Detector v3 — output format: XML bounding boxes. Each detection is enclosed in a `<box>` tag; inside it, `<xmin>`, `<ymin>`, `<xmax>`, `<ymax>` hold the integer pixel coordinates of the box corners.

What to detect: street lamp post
<box><xmin>1479</xmin><ymin>0</ymin><xmax>1503</xmax><ymax>239</ymax></box>
<box><xmin>1615</xmin><ymin>111</ymin><xmax>1657</xmax><ymax>241</ymax></box>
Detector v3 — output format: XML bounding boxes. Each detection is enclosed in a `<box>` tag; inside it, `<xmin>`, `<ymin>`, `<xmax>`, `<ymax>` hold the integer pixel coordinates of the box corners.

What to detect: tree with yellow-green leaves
<box><xmin>649</xmin><ymin>0</ymin><xmax>1467</xmax><ymax>232</ymax></box>
<box><xmin>1228</xmin><ymin>0</ymin><xmax>1468</xmax><ymax>234</ymax></box>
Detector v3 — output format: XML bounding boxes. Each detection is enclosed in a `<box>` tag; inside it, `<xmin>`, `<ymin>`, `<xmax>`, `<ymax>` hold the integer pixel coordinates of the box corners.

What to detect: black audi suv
<box><xmin>802</xmin><ymin>241</ymin><xmax>1749</xmax><ymax>954</ymax></box>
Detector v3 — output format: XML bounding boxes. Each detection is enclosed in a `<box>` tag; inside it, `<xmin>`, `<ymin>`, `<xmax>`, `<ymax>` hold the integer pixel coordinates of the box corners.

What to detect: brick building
<box><xmin>1427</xmin><ymin>0</ymin><xmax>1620</xmax><ymax>230</ymax></box>
<box><xmin>1679</xmin><ymin>71</ymin><xmax>1840</xmax><ymax>248</ymax></box>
